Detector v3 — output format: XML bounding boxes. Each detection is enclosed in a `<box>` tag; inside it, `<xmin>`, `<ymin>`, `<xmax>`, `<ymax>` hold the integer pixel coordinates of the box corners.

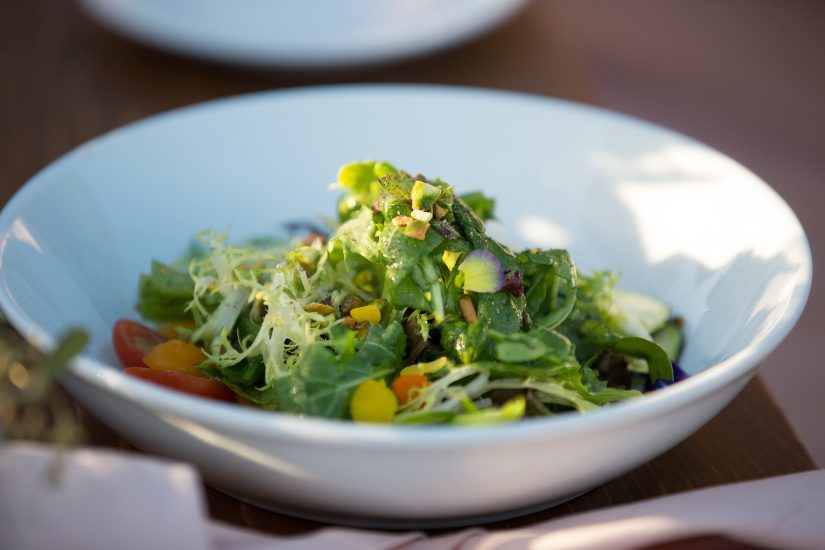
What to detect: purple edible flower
<box><xmin>458</xmin><ymin>249</ymin><xmax>506</xmax><ymax>293</ymax></box>
<box><xmin>502</xmin><ymin>270</ymin><xmax>524</xmax><ymax>297</ymax></box>
<box><xmin>646</xmin><ymin>362</ymin><xmax>688</xmax><ymax>391</ymax></box>
<box><xmin>431</xmin><ymin>219</ymin><xmax>461</xmax><ymax>239</ymax></box>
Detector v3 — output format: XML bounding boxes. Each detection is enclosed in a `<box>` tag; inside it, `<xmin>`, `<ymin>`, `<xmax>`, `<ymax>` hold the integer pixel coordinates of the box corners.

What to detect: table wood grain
<box><xmin>1</xmin><ymin>0</ymin><xmax>816</xmax><ymax>541</ymax></box>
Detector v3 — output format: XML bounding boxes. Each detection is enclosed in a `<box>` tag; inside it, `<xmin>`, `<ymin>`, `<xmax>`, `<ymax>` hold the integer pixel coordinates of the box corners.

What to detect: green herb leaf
<box><xmin>337</xmin><ymin>160</ymin><xmax>386</xmax><ymax>207</ymax></box>
<box><xmin>393</xmin><ymin>410</ymin><xmax>455</xmax><ymax>425</ymax></box>
<box><xmin>452</xmin><ymin>395</ymin><xmax>525</xmax><ymax>425</ymax></box>
<box><xmin>137</xmin><ymin>261</ymin><xmax>195</xmax><ymax>321</ymax></box>
<box><xmin>653</xmin><ymin>322</ymin><xmax>684</xmax><ymax>362</ymax></box>
<box><xmin>610</xmin><ymin>336</ymin><xmax>674</xmax><ymax>382</ymax></box>
<box><xmin>379</xmin><ymin>223</ymin><xmax>443</xmax><ymax>283</ymax></box>
<box><xmin>459</xmin><ymin>191</ymin><xmax>496</xmax><ymax>221</ymax></box>
<box><xmin>518</xmin><ymin>248</ymin><xmax>578</xmax><ymax>329</ymax></box>
<box><xmin>332</xmin><ymin>207</ymin><xmax>381</xmax><ymax>263</ymax></box>
<box><xmin>491</xmin><ymin>328</ymin><xmax>572</xmax><ymax>363</ymax></box>
<box><xmin>41</xmin><ymin>330</ymin><xmax>89</xmax><ymax>374</ymax></box>
<box><xmin>379</xmin><ymin>171</ymin><xmax>416</xmax><ymax>202</ymax></box>
<box><xmin>452</xmin><ymin>197</ymin><xmax>517</xmax><ymax>272</ymax></box>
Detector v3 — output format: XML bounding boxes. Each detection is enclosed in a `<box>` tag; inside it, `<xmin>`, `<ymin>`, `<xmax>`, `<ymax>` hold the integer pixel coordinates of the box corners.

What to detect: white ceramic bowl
<box><xmin>0</xmin><ymin>85</ymin><xmax>811</xmax><ymax>527</ymax></box>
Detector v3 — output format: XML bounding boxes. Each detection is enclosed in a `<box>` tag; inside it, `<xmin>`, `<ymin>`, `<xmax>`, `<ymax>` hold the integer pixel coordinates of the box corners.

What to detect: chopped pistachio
<box><xmin>302</xmin><ymin>232</ymin><xmax>326</xmax><ymax>246</ymax></box>
<box><xmin>355</xmin><ymin>322</ymin><xmax>370</xmax><ymax>339</ymax></box>
<box><xmin>304</xmin><ymin>302</ymin><xmax>334</xmax><ymax>315</ymax></box>
<box><xmin>411</xmin><ymin>180</ymin><xmax>441</xmax><ymax>211</ymax></box>
<box><xmin>340</xmin><ymin>295</ymin><xmax>365</xmax><ymax>316</ymax></box>
<box><xmin>459</xmin><ymin>295</ymin><xmax>478</xmax><ymax>324</ymax></box>
<box><xmin>404</xmin><ymin>219</ymin><xmax>430</xmax><ymax>240</ymax></box>
<box><xmin>392</xmin><ymin>215</ymin><xmax>413</xmax><ymax>227</ymax></box>
<box><xmin>433</xmin><ymin>203</ymin><xmax>448</xmax><ymax>219</ymax></box>
<box><xmin>442</xmin><ymin>250</ymin><xmax>461</xmax><ymax>271</ymax></box>
<box><xmin>411</xmin><ymin>209</ymin><xmax>433</xmax><ymax>222</ymax></box>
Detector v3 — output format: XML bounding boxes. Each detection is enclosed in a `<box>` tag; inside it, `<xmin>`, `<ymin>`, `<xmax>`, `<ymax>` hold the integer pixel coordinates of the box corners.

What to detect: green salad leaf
<box><xmin>138</xmin><ymin>261</ymin><xmax>195</xmax><ymax>321</ymax></box>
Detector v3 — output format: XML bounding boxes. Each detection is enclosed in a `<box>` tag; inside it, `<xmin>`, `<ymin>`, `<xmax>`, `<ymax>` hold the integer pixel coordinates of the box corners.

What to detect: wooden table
<box><xmin>1</xmin><ymin>0</ymin><xmax>817</xmax><ymax>544</ymax></box>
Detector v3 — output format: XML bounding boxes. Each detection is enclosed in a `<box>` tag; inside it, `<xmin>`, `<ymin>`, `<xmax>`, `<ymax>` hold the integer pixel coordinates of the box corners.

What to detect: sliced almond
<box><xmin>411</xmin><ymin>209</ymin><xmax>434</xmax><ymax>222</ymax></box>
<box><xmin>404</xmin><ymin>220</ymin><xmax>430</xmax><ymax>241</ymax></box>
<box><xmin>392</xmin><ymin>215</ymin><xmax>413</xmax><ymax>227</ymax></box>
<box><xmin>304</xmin><ymin>302</ymin><xmax>334</xmax><ymax>315</ymax></box>
<box><xmin>302</xmin><ymin>232</ymin><xmax>326</xmax><ymax>246</ymax></box>
<box><xmin>459</xmin><ymin>295</ymin><xmax>478</xmax><ymax>324</ymax></box>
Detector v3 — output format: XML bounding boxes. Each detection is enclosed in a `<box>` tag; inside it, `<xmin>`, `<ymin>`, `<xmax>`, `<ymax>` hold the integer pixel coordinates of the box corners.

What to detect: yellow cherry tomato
<box><xmin>142</xmin><ymin>339</ymin><xmax>207</xmax><ymax>378</ymax></box>
<box><xmin>349</xmin><ymin>304</ymin><xmax>381</xmax><ymax>325</ymax></box>
<box><xmin>392</xmin><ymin>374</ymin><xmax>430</xmax><ymax>405</ymax></box>
<box><xmin>350</xmin><ymin>380</ymin><xmax>397</xmax><ymax>423</ymax></box>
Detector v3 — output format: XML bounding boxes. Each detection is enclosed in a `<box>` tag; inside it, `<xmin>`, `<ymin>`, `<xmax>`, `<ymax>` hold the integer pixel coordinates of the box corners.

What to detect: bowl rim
<box><xmin>0</xmin><ymin>83</ymin><xmax>813</xmax><ymax>449</ymax></box>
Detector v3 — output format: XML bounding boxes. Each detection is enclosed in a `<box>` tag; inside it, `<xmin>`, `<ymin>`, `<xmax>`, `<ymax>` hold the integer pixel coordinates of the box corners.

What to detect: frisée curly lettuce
<box><xmin>115</xmin><ymin>161</ymin><xmax>686</xmax><ymax>425</ymax></box>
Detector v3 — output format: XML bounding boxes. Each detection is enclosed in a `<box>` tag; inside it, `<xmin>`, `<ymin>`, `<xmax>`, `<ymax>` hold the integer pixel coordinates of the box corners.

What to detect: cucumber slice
<box><xmin>613</xmin><ymin>289</ymin><xmax>671</xmax><ymax>336</ymax></box>
<box><xmin>653</xmin><ymin>323</ymin><xmax>684</xmax><ymax>362</ymax></box>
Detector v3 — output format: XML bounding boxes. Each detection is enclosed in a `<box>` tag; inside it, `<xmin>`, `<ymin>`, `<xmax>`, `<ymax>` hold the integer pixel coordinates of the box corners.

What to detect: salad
<box><xmin>112</xmin><ymin>161</ymin><xmax>686</xmax><ymax>425</ymax></box>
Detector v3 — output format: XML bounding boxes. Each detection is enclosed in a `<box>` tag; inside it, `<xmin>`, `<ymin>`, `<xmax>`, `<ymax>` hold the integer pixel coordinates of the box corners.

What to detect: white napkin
<box><xmin>0</xmin><ymin>444</ymin><xmax>209</xmax><ymax>550</ymax></box>
<box><xmin>2</xmin><ymin>443</ymin><xmax>823</xmax><ymax>550</ymax></box>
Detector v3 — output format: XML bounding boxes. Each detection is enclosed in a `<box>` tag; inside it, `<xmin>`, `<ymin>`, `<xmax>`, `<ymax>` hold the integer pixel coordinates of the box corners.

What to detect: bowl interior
<box><xmin>0</xmin><ymin>86</ymin><xmax>811</xmax><ymax>395</ymax></box>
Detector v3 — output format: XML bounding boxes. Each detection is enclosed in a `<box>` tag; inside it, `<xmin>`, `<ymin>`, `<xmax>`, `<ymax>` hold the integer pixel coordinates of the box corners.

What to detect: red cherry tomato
<box><xmin>124</xmin><ymin>367</ymin><xmax>236</xmax><ymax>402</ymax></box>
<box><xmin>112</xmin><ymin>320</ymin><xmax>164</xmax><ymax>368</ymax></box>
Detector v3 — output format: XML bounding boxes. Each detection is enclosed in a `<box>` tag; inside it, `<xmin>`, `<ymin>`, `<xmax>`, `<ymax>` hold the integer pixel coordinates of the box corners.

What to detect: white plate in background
<box><xmin>77</xmin><ymin>0</ymin><xmax>529</xmax><ymax>68</ymax></box>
